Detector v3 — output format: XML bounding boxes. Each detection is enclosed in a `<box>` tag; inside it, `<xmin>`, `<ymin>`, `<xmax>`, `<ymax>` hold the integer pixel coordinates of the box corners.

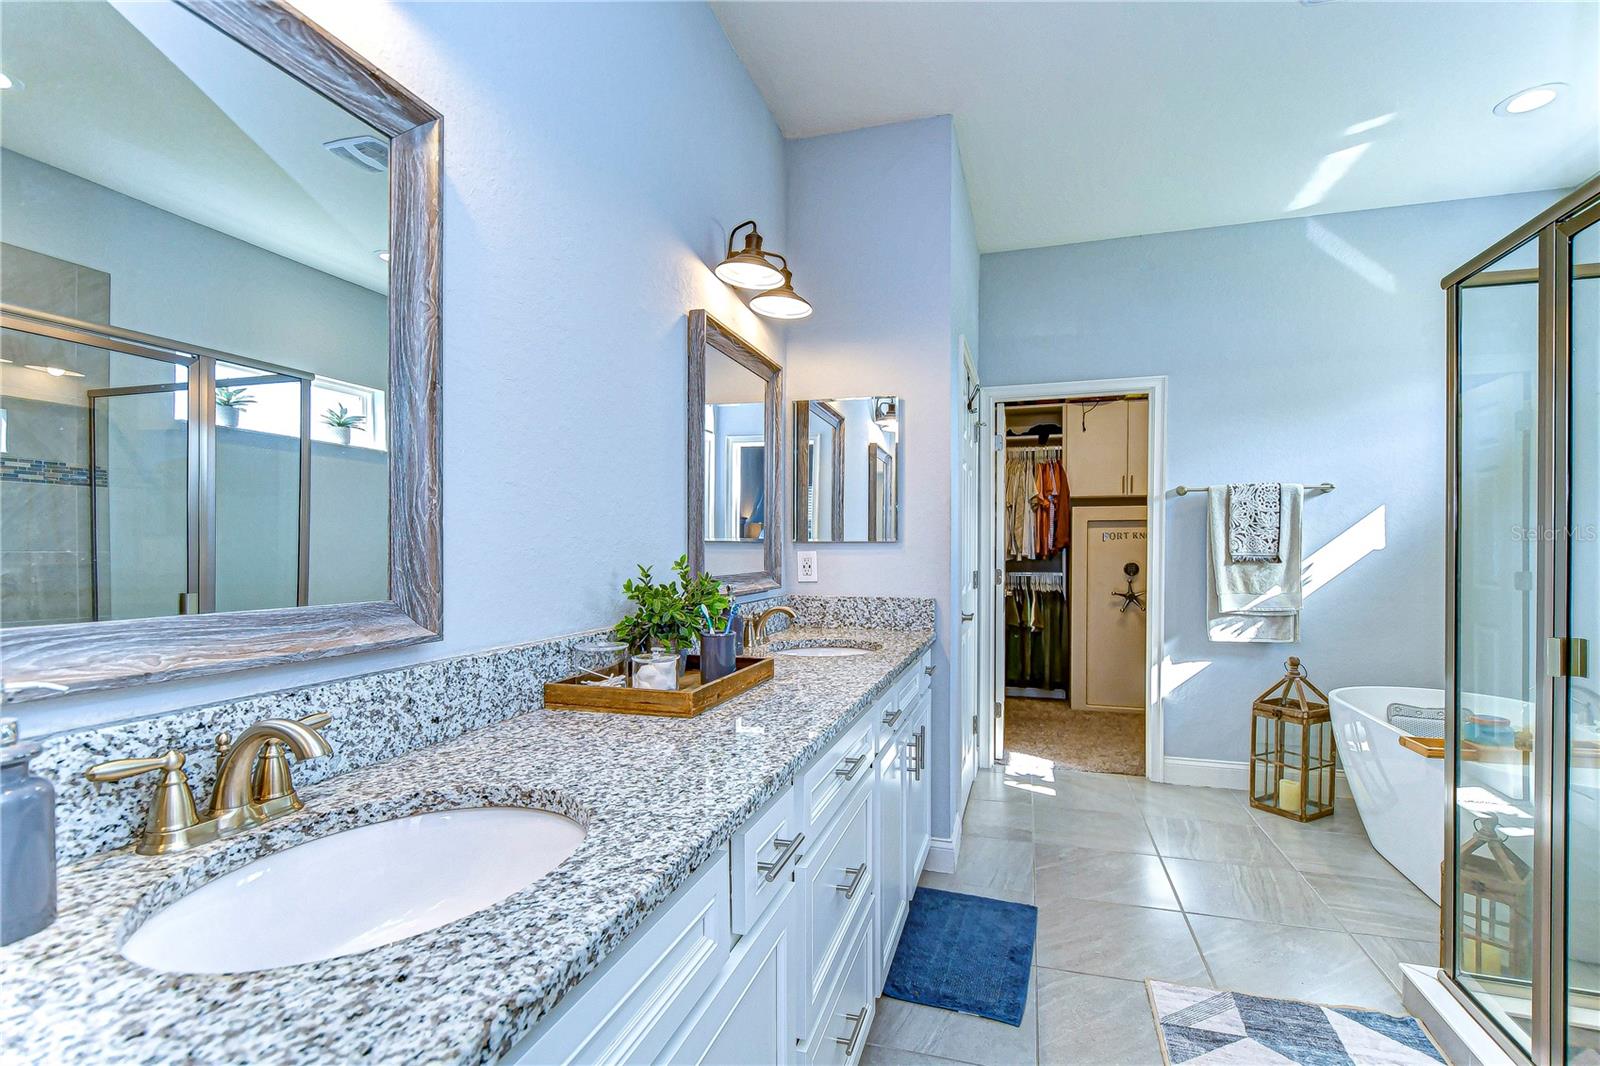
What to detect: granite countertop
<box><xmin>0</xmin><ymin>626</ymin><xmax>933</xmax><ymax>1066</ymax></box>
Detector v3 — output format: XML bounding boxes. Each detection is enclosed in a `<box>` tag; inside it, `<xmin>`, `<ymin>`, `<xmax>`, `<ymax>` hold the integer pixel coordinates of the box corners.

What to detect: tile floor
<box><xmin>863</xmin><ymin>758</ymin><xmax>1442</xmax><ymax>1065</ymax></box>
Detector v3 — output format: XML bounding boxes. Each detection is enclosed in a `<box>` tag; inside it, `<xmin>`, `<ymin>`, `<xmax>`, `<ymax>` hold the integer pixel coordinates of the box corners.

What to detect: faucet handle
<box><xmin>85</xmin><ymin>749</ymin><xmax>186</xmax><ymax>785</ymax></box>
<box><xmin>298</xmin><ymin>710</ymin><xmax>333</xmax><ymax>733</ymax></box>
<box><xmin>85</xmin><ymin>750</ymin><xmax>208</xmax><ymax>855</ymax></box>
<box><xmin>251</xmin><ymin>711</ymin><xmax>335</xmax><ymax>808</ymax></box>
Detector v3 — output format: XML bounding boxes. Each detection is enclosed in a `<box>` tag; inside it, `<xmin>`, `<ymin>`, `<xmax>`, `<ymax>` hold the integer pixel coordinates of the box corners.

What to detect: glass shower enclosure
<box><xmin>1445</xmin><ymin>174</ymin><xmax>1600</xmax><ymax>1064</ymax></box>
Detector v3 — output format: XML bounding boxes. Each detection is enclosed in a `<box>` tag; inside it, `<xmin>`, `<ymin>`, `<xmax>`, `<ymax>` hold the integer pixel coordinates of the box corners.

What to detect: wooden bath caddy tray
<box><xmin>544</xmin><ymin>654</ymin><xmax>774</xmax><ymax>718</ymax></box>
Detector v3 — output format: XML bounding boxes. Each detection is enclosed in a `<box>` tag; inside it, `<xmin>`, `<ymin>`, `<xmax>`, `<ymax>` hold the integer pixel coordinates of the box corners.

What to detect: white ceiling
<box><xmin>0</xmin><ymin>0</ymin><xmax>389</xmax><ymax>293</ymax></box>
<box><xmin>713</xmin><ymin>1</ymin><xmax>1600</xmax><ymax>252</ymax></box>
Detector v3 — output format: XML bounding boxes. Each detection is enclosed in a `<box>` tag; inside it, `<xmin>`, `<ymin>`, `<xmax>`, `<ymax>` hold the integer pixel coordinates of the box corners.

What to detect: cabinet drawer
<box><xmin>800</xmin><ymin>712</ymin><xmax>873</xmax><ymax>836</ymax></box>
<box><xmin>731</xmin><ymin>786</ymin><xmax>804</xmax><ymax>937</ymax></box>
<box><xmin>804</xmin><ymin>910</ymin><xmax>875</xmax><ymax>1066</ymax></box>
<box><xmin>799</xmin><ymin>782</ymin><xmax>872</xmax><ymax>1026</ymax></box>
<box><xmin>911</xmin><ymin>651</ymin><xmax>933</xmax><ymax>697</ymax></box>
<box><xmin>506</xmin><ymin>847</ymin><xmax>731</xmax><ymax>1065</ymax></box>
<box><xmin>871</xmin><ymin>688</ymin><xmax>902</xmax><ymax>755</ymax></box>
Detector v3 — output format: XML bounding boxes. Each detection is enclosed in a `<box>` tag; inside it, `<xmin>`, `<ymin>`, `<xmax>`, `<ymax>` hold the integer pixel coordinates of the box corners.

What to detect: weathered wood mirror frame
<box><xmin>686</xmin><ymin>311</ymin><xmax>782</xmax><ymax>596</ymax></box>
<box><xmin>0</xmin><ymin>0</ymin><xmax>442</xmax><ymax>704</ymax></box>
<box><xmin>793</xmin><ymin>400</ymin><xmax>846</xmax><ymax>542</ymax></box>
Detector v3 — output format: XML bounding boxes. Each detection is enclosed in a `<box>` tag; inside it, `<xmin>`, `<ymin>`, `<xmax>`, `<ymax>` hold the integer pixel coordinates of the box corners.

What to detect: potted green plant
<box><xmin>214</xmin><ymin>386</ymin><xmax>255</xmax><ymax>428</ymax></box>
<box><xmin>613</xmin><ymin>557</ymin><xmax>697</xmax><ymax>655</ymax></box>
<box><xmin>321</xmin><ymin>404</ymin><xmax>368</xmax><ymax>446</ymax></box>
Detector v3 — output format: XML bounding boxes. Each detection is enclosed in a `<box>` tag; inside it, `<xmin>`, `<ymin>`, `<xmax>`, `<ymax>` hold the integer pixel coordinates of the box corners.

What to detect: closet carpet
<box><xmin>1005</xmin><ymin>698</ymin><xmax>1144</xmax><ymax>776</ymax></box>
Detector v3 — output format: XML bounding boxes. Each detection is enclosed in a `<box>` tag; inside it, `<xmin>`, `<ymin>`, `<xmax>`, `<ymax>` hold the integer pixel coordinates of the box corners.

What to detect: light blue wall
<box><xmin>980</xmin><ymin>190</ymin><xmax>1563</xmax><ymax>765</ymax></box>
<box><xmin>782</xmin><ymin>115</ymin><xmax>971</xmax><ymax>839</ymax></box>
<box><xmin>25</xmin><ymin>1</ymin><xmax>788</xmax><ymax>732</ymax></box>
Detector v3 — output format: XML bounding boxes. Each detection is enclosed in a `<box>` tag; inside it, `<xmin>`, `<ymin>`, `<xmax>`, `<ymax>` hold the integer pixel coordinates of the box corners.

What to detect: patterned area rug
<box><xmin>1148</xmin><ymin>981</ymin><xmax>1445</xmax><ymax>1065</ymax></box>
<box><xmin>1005</xmin><ymin>697</ymin><xmax>1144</xmax><ymax>775</ymax></box>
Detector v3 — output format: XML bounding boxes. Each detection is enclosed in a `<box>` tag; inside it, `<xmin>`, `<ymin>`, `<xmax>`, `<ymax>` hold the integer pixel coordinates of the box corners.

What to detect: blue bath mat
<box><xmin>1148</xmin><ymin>980</ymin><xmax>1446</xmax><ymax>1064</ymax></box>
<box><xmin>882</xmin><ymin>887</ymin><xmax>1037</xmax><ymax>1026</ymax></box>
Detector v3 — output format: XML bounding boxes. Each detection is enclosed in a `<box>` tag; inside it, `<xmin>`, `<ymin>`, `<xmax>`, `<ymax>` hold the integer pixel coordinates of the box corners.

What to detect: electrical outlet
<box><xmin>797</xmin><ymin>550</ymin><xmax>819</xmax><ymax>583</ymax></box>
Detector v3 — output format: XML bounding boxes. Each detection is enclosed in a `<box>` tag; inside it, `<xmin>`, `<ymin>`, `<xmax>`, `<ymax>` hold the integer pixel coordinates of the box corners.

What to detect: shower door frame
<box><xmin>4</xmin><ymin>306</ymin><xmax>315</xmax><ymax>622</ymax></box>
<box><xmin>1442</xmin><ymin>171</ymin><xmax>1600</xmax><ymax>1066</ymax></box>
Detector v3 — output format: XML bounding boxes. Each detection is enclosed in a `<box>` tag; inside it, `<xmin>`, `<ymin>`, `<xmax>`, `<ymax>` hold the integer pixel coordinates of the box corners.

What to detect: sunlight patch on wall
<box><xmin>1160</xmin><ymin>654</ymin><xmax>1212</xmax><ymax>698</ymax></box>
<box><xmin>1303</xmin><ymin>505</ymin><xmax>1387</xmax><ymax>599</ymax></box>
<box><xmin>1306</xmin><ymin>218</ymin><xmax>1396</xmax><ymax>293</ymax></box>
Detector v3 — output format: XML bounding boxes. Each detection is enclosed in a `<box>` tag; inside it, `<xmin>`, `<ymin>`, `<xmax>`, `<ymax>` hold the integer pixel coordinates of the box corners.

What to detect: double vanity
<box><xmin>0</xmin><ymin>622</ymin><xmax>935</xmax><ymax>1065</ymax></box>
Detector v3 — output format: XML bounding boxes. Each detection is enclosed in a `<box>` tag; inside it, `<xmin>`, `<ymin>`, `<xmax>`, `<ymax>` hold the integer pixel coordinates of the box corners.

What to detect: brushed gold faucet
<box><xmin>85</xmin><ymin>711</ymin><xmax>334</xmax><ymax>855</ymax></box>
<box><xmin>743</xmin><ymin>605</ymin><xmax>797</xmax><ymax>647</ymax></box>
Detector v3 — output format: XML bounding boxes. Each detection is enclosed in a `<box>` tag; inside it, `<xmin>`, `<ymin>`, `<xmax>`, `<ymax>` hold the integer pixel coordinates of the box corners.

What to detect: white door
<box><xmin>958</xmin><ymin>342</ymin><xmax>980</xmax><ymax>801</ymax></box>
<box><xmin>989</xmin><ymin>395</ymin><xmax>1008</xmax><ymax>763</ymax></box>
<box><xmin>1066</xmin><ymin>399</ymin><xmax>1128</xmax><ymax>496</ymax></box>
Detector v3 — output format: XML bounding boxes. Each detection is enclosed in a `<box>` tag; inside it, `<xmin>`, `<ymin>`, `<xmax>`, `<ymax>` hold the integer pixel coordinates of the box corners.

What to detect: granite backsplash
<box><xmin>26</xmin><ymin>594</ymin><xmax>935</xmax><ymax>864</ymax></box>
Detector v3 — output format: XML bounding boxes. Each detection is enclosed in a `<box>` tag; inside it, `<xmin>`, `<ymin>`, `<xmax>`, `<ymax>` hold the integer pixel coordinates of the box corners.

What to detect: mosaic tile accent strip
<box><xmin>0</xmin><ymin>457</ymin><xmax>106</xmax><ymax>487</ymax></box>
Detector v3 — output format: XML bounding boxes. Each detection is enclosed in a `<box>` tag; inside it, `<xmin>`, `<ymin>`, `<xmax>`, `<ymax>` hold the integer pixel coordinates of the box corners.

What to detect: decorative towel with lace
<box><xmin>1228</xmin><ymin>482</ymin><xmax>1282</xmax><ymax>562</ymax></box>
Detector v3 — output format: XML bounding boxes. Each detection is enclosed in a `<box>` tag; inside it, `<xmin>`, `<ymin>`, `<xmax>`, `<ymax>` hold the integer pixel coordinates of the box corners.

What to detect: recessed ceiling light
<box><xmin>1494</xmin><ymin>84</ymin><xmax>1563</xmax><ymax>117</ymax></box>
<box><xmin>376</xmin><ymin>249</ymin><xmax>391</xmax><ymax>262</ymax></box>
<box><xmin>0</xmin><ymin>73</ymin><xmax>17</xmax><ymax>90</ymax></box>
<box><xmin>24</xmin><ymin>364</ymin><xmax>85</xmax><ymax>378</ymax></box>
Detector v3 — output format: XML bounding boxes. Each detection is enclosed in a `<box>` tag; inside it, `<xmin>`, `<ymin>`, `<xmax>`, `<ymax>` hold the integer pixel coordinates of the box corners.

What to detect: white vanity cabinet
<box><xmin>503</xmin><ymin>650</ymin><xmax>934</xmax><ymax>1066</ymax></box>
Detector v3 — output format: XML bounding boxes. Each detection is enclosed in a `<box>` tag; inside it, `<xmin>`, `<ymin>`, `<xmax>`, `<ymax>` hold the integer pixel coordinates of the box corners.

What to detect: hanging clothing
<box><xmin>1005</xmin><ymin>448</ymin><xmax>1069</xmax><ymax>560</ymax></box>
<box><xmin>1004</xmin><ymin>583</ymin><xmax>1066</xmax><ymax>690</ymax></box>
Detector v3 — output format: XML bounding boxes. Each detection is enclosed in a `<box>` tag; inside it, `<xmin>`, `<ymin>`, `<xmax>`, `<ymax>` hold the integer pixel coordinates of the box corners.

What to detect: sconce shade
<box><xmin>874</xmin><ymin>397</ymin><xmax>898</xmax><ymax>431</ymax></box>
<box><xmin>715</xmin><ymin>223</ymin><xmax>785</xmax><ymax>291</ymax></box>
<box><xmin>750</xmin><ymin>267</ymin><xmax>813</xmax><ymax>320</ymax></box>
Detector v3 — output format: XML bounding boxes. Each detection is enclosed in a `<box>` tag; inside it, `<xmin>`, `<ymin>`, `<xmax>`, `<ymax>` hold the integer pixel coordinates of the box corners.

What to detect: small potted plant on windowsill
<box><xmin>321</xmin><ymin>403</ymin><xmax>367</xmax><ymax>446</ymax></box>
<box><xmin>215</xmin><ymin>386</ymin><xmax>255</xmax><ymax>428</ymax></box>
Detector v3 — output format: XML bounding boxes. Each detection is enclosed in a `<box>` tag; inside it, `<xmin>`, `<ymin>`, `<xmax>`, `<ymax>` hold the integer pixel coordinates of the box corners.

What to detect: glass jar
<box><xmin>631</xmin><ymin>650</ymin><xmax>681</xmax><ymax>691</ymax></box>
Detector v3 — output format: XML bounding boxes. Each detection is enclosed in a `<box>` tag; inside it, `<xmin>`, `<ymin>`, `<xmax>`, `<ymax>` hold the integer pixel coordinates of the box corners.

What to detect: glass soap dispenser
<box><xmin>1</xmin><ymin>717</ymin><xmax>57</xmax><ymax>945</ymax></box>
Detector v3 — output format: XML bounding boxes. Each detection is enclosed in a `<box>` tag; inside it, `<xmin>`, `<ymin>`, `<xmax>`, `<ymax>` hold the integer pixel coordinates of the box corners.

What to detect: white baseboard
<box><xmin>1162</xmin><ymin>757</ymin><xmax>1248</xmax><ymax>790</ymax></box>
<box><xmin>925</xmin><ymin>820</ymin><xmax>961</xmax><ymax>875</ymax></box>
<box><xmin>1161</xmin><ymin>757</ymin><xmax>1354</xmax><ymax>798</ymax></box>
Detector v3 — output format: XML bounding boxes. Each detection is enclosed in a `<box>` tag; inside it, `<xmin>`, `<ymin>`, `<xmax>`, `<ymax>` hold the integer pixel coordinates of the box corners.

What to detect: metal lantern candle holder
<box><xmin>1248</xmin><ymin>657</ymin><xmax>1336</xmax><ymax>822</ymax></box>
<box><xmin>1456</xmin><ymin>813</ymin><xmax>1531</xmax><ymax>979</ymax></box>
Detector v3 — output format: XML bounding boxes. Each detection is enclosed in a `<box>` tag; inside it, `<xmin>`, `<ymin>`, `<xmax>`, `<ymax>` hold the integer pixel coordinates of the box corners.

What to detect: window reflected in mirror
<box><xmin>0</xmin><ymin>0</ymin><xmax>391</xmax><ymax>628</ymax></box>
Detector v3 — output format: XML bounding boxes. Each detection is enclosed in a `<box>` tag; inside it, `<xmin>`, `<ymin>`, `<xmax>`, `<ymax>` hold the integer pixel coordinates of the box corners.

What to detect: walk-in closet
<box><xmin>1000</xmin><ymin>394</ymin><xmax>1149</xmax><ymax>775</ymax></box>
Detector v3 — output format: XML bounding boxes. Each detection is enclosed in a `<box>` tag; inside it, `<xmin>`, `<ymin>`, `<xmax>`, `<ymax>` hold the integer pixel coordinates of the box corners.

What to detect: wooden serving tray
<box><xmin>543</xmin><ymin>654</ymin><xmax>774</xmax><ymax>718</ymax></box>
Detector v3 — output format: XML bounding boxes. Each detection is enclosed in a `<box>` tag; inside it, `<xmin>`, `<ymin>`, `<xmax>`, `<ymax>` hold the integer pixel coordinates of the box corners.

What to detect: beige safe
<box><xmin>1069</xmin><ymin>504</ymin><xmax>1148</xmax><ymax>713</ymax></box>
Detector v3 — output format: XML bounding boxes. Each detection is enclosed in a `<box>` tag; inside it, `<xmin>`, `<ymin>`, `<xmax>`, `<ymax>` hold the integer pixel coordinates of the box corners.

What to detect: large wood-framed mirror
<box><xmin>0</xmin><ymin>0</ymin><xmax>442</xmax><ymax>703</ymax></box>
<box><xmin>687</xmin><ymin>311</ymin><xmax>781</xmax><ymax>596</ymax></box>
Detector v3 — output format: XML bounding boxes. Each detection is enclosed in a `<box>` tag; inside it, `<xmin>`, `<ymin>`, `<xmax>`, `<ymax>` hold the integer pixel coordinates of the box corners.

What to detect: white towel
<box><xmin>1207</xmin><ymin>484</ymin><xmax>1303</xmax><ymax>643</ymax></box>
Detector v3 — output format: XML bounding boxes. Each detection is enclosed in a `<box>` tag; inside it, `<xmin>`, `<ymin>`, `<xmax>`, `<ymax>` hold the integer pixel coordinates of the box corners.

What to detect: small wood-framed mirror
<box><xmin>687</xmin><ymin>311</ymin><xmax>781</xmax><ymax>595</ymax></box>
<box><xmin>0</xmin><ymin>0</ymin><xmax>441</xmax><ymax>702</ymax></box>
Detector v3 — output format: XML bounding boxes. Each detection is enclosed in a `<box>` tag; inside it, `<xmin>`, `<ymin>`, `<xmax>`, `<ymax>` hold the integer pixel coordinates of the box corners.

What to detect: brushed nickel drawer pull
<box><xmin>924</xmin><ymin>664</ymin><xmax>935</xmax><ymax>676</ymax></box>
<box><xmin>756</xmin><ymin>833</ymin><xmax>804</xmax><ymax>882</ymax></box>
<box><xmin>833</xmin><ymin>863</ymin><xmax>868</xmax><ymax>900</ymax></box>
<box><xmin>882</xmin><ymin>707</ymin><xmax>902</xmax><ymax>728</ymax></box>
<box><xmin>834</xmin><ymin>754</ymin><xmax>867</xmax><ymax>780</ymax></box>
<box><xmin>835</xmin><ymin>1008</ymin><xmax>868</xmax><ymax>1054</ymax></box>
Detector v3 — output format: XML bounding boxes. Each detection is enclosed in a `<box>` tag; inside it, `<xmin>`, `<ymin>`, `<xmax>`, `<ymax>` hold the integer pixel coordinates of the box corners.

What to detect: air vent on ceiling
<box><xmin>323</xmin><ymin>135</ymin><xmax>389</xmax><ymax>173</ymax></box>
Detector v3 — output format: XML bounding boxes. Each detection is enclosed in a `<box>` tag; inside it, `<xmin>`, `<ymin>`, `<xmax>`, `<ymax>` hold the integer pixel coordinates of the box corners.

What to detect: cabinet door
<box><xmin>903</xmin><ymin>692</ymin><xmax>932</xmax><ymax>896</ymax></box>
<box><xmin>874</xmin><ymin>734</ymin><xmax>907</xmax><ymax>982</ymax></box>
<box><xmin>660</xmin><ymin>883</ymin><xmax>795</xmax><ymax>1066</ymax></box>
<box><xmin>1065</xmin><ymin>399</ymin><xmax>1127</xmax><ymax>497</ymax></box>
<box><xmin>1125</xmin><ymin>397</ymin><xmax>1149</xmax><ymax>496</ymax></box>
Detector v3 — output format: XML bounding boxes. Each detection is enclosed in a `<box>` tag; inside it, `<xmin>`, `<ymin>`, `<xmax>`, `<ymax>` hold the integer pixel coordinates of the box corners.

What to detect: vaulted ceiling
<box><xmin>713</xmin><ymin>1</ymin><xmax>1600</xmax><ymax>252</ymax></box>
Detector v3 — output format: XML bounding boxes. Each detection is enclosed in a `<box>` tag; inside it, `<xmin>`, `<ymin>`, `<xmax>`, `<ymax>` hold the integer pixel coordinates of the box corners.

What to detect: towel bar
<box><xmin>1174</xmin><ymin>482</ymin><xmax>1335</xmax><ymax>496</ymax></box>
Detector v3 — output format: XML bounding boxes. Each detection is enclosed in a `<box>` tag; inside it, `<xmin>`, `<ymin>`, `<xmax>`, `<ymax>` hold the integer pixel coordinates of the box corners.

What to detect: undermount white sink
<box><xmin>121</xmin><ymin>807</ymin><xmax>585</xmax><ymax>974</ymax></box>
<box><xmin>775</xmin><ymin>646</ymin><xmax>875</xmax><ymax>658</ymax></box>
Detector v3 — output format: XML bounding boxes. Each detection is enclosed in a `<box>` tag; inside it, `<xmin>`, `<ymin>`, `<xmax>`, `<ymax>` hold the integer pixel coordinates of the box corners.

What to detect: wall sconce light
<box><xmin>715</xmin><ymin>220</ymin><xmax>813</xmax><ymax>321</ymax></box>
<box><xmin>874</xmin><ymin>397</ymin><xmax>898</xmax><ymax>432</ymax></box>
<box><xmin>714</xmin><ymin>220</ymin><xmax>786</xmax><ymax>290</ymax></box>
<box><xmin>748</xmin><ymin>258</ymin><xmax>812</xmax><ymax>321</ymax></box>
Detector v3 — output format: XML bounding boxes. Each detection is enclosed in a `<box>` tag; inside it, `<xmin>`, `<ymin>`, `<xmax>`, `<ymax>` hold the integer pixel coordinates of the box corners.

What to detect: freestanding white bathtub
<box><xmin>1329</xmin><ymin>686</ymin><xmax>1445</xmax><ymax>903</ymax></box>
